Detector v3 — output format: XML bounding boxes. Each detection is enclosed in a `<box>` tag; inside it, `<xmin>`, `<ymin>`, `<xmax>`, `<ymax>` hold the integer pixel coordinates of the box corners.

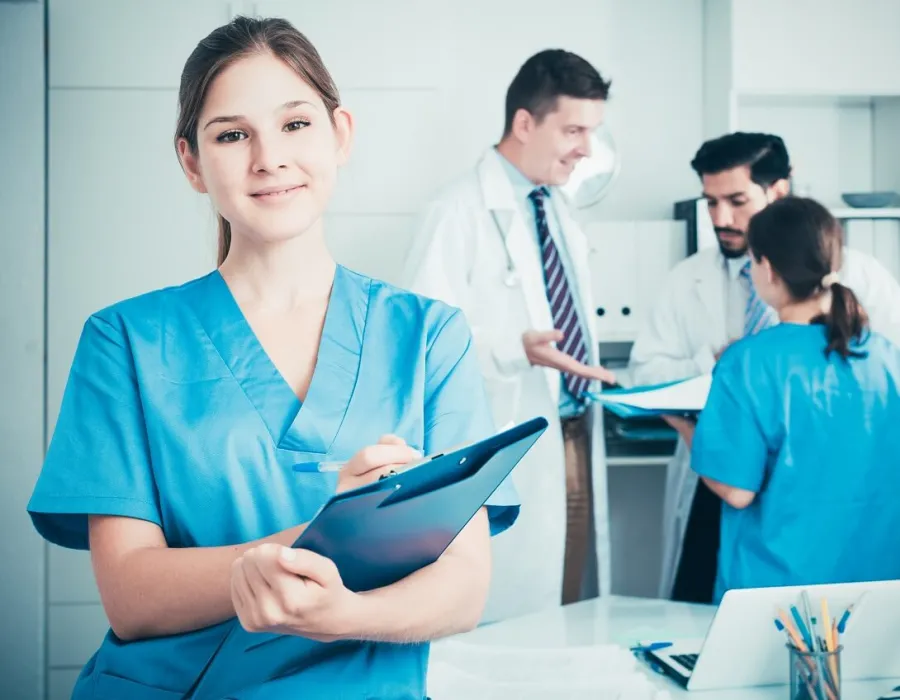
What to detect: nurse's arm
<box><xmin>89</xmin><ymin>515</ymin><xmax>309</xmax><ymax>641</ymax></box>
<box><xmin>701</xmin><ymin>477</ymin><xmax>756</xmax><ymax>509</ymax></box>
<box><xmin>349</xmin><ymin>507</ymin><xmax>491</xmax><ymax>642</ymax></box>
<box><xmin>90</xmin><ymin>442</ymin><xmax>421</xmax><ymax>641</ymax></box>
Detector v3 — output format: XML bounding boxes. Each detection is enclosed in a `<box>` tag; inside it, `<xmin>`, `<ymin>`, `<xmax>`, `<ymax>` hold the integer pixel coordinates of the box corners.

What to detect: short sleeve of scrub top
<box><xmin>29</xmin><ymin>314</ymin><xmax>161</xmax><ymax>549</ymax></box>
<box><xmin>422</xmin><ymin>308</ymin><xmax>520</xmax><ymax>535</ymax></box>
<box><xmin>691</xmin><ymin>345</ymin><xmax>771</xmax><ymax>493</ymax></box>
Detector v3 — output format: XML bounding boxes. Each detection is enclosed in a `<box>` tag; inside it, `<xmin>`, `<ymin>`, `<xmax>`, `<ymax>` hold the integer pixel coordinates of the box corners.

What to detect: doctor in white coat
<box><xmin>629</xmin><ymin>132</ymin><xmax>900</xmax><ymax>603</ymax></box>
<box><xmin>402</xmin><ymin>49</ymin><xmax>616</xmax><ymax>623</ymax></box>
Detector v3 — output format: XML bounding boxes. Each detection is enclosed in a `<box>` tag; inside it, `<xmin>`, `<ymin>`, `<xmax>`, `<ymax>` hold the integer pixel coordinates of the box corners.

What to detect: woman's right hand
<box><xmin>336</xmin><ymin>435</ymin><xmax>421</xmax><ymax>494</ymax></box>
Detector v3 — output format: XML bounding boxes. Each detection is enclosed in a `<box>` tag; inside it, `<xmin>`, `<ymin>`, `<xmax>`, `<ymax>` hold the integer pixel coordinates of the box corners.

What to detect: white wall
<box><xmin>0</xmin><ymin>4</ymin><xmax>46</xmax><ymax>700</ymax></box>
<box><xmin>736</xmin><ymin>96</ymin><xmax>900</xmax><ymax>279</ymax></box>
<box><xmin>730</xmin><ymin>0</ymin><xmax>900</xmax><ymax>96</ymax></box>
<box><xmin>6</xmin><ymin>1</ymin><xmax>704</xmax><ymax>696</ymax></box>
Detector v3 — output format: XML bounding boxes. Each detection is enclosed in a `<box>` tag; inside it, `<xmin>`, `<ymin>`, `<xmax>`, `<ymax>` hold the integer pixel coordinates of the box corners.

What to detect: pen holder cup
<box><xmin>788</xmin><ymin>644</ymin><xmax>842</xmax><ymax>700</ymax></box>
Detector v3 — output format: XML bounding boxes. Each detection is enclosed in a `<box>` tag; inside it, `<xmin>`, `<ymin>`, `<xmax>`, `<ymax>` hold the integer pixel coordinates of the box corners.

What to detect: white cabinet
<box><xmin>584</xmin><ymin>221</ymin><xmax>686</xmax><ymax>342</ymax></box>
<box><xmin>730</xmin><ymin>0</ymin><xmax>900</xmax><ymax>96</ymax></box>
<box><xmin>702</xmin><ymin>0</ymin><xmax>900</xmax><ymax>280</ymax></box>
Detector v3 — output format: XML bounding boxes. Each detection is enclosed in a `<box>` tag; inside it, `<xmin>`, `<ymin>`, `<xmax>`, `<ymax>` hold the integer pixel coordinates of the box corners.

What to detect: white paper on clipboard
<box><xmin>594</xmin><ymin>374</ymin><xmax>712</xmax><ymax>413</ymax></box>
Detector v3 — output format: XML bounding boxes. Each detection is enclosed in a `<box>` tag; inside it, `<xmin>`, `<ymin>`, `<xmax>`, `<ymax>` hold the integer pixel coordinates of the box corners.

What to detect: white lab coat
<box><xmin>628</xmin><ymin>245</ymin><xmax>900</xmax><ymax>599</ymax></box>
<box><xmin>401</xmin><ymin>148</ymin><xmax>611</xmax><ymax>623</ymax></box>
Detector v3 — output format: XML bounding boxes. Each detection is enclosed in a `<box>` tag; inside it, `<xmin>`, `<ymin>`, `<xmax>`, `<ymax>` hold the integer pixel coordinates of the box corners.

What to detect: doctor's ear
<box><xmin>510</xmin><ymin>108</ymin><xmax>537</xmax><ymax>143</ymax></box>
<box><xmin>332</xmin><ymin>107</ymin><xmax>354</xmax><ymax>166</ymax></box>
<box><xmin>177</xmin><ymin>138</ymin><xmax>208</xmax><ymax>194</ymax></box>
<box><xmin>767</xmin><ymin>178</ymin><xmax>791</xmax><ymax>201</ymax></box>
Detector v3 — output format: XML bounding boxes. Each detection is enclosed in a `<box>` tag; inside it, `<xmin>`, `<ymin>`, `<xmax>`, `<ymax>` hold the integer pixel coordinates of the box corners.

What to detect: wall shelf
<box><xmin>830</xmin><ymin>208</ymin><xmax>900</xmax><ymax>221</ymax></box>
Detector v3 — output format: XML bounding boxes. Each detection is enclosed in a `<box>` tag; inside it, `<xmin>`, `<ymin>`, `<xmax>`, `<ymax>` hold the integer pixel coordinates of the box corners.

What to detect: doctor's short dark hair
<box><xmin>691</xmin><ymin>132</ymin><xmax>792</xmax><ymax>189</ymax></box>
<box><xmin>502</xmin><ymin>49</ymin><xmax>611</xmax><ymax>136</ymax></box>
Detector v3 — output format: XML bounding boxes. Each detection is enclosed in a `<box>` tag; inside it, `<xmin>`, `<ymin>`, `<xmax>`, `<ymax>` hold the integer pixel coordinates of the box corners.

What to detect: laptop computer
<box><xmin>640</xmin><ymin>580</ymin><xmax>900</xmax><ymax>691</ymax></box>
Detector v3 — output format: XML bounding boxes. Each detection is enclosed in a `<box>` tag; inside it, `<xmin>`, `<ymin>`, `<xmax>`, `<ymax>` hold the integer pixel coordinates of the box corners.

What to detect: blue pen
<box><xmin>629</xmin><ymin>642</ymin><xmax>673</xmax><ymax>654</ymax></box>
<box><xmin>774</xmin><ymin>618</ymin><xmax>785</xmax><ymax>632</ymax></box>
<box><xmin>790</xmin><ymin>605</ymin><xmax>813</xmax><ymax>649</ymax></box>
<box><xmin>292</xmin><ymin>461</ymin><xmax>345</xmax><ymax>473</ymax></box>
<box><xmin>837</xmin><ymin>591</ymin><xmax>868</xmax><ymax>634</ymax></box>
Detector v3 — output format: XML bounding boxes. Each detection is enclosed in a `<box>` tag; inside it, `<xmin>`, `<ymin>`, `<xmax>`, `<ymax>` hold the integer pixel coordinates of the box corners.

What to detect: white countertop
<box><xmin>439</xmin><ymin>595</ymin><xmax>900</xmax><ymax>699</ymax></box>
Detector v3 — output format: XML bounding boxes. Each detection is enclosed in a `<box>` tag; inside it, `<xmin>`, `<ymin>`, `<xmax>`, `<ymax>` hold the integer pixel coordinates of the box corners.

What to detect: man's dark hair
<box><xmin>690</xmin><ymin>132</ymin><xmax>792</xmax><ymax>189</ymax></box>
<box><xmin>503</xmin><ymin>49</ymin><xmax>611</xmax><ymax>136</ymax></box>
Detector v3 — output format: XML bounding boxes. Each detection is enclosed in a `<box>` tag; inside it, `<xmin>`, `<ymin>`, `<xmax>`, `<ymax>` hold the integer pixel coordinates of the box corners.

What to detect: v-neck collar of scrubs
<box><xmin>187</xmin><ymin>264</ymin><xmax>370</xmax><ymax>455</ymax></box>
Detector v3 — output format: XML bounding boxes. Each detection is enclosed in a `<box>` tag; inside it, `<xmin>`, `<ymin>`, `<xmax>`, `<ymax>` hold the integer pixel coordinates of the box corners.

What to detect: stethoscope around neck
<box><xmin>489</xmin><ymin>209</ymin><xmax>521</xmax><ymax>288</ymax></box>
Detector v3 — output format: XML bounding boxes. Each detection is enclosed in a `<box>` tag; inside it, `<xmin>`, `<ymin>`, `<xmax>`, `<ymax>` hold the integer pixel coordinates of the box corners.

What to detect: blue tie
<box><xmin>529</xmin><ymin>187</ymin><xmax>591</xmax><ymax>400</ymax></box>
<box><xmin>740</xmin><ymin>260</ymin><xmax>778</xmax><ymax>336</ymax></box>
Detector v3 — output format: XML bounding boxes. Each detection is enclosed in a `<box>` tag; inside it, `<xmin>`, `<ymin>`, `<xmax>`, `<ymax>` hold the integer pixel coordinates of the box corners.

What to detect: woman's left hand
<box><xmin>231</xmin><ymin>543</ymin><xmax>361</xmax><ymax>642</ymax></box>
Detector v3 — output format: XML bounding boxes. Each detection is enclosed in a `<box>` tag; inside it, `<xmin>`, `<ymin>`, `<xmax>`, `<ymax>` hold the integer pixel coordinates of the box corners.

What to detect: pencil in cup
<box><xmin>775</xmin><ymin>607</ymin><xmax>841</xmax><ymax>700</ymax></box>
<box><xmin>788</xmin><ymin>643</ymin><xmax>842</xmax><ymax>700</ymax></box>
<box><xmin>821</xmin><ymin>598</ymin><xmax>840</xmax><ymax>689</ymax></box>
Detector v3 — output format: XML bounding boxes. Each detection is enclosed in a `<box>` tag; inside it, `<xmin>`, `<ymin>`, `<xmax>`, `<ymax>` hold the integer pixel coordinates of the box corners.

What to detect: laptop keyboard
<box><xmin>672</xmin><ymin>653</ymin><xmax>698</xmax><ymax>671</ymax></box>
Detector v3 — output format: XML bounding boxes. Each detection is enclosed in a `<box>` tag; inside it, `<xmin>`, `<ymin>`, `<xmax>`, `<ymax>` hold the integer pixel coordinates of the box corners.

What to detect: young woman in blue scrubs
<box><xmin>27</xmin><ymin>16</ymin><xmax>518</xmax><ymax>700</ymax></box>
<box><xmin>691</xmin><ymin>196</ymin><xmax>900</xmax><ymax>603</ymax></box>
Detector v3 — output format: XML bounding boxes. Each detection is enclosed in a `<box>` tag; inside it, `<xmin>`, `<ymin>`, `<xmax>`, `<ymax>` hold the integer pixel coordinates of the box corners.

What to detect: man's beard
<box><xmin>715</xmin><ymin>227</ymin><xmax>749</xmax><ymax>259</ymax></box>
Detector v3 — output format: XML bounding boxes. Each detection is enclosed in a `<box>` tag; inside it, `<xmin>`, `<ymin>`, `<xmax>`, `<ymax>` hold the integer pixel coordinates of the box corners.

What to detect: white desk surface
<box><xmin>444</xmin><ymin>595</ymin><xmax>900</xmax><ymax>699</ymax></box>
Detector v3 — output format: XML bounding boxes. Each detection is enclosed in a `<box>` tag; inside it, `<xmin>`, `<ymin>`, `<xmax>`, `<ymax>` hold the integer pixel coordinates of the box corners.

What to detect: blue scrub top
<box><xmin>692</xmin><ymin>323</ymin><xmax>900</xmax><ymax>604</ymax></box>
<box><xmin>28</xmin><ymin>265</ymin><xmax>520</xmax><ymax>700</ymax></box>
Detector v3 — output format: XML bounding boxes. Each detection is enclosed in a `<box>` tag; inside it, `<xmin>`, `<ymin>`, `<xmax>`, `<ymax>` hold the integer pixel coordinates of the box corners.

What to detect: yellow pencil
<box><xmin>822</xmin><ymin>598</ymin><xmax>841</xmax><ymax>690</ymax></box>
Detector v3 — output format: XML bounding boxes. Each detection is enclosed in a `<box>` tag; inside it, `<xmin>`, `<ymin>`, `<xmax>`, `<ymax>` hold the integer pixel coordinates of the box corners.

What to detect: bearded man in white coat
<box><xmin>402</xmin><ymin>49</ymin><xmax>617</xmax><ymax>623</ymax></box>
<box><xmin>629</xmin><ymin>132</ymin><xmax>900</xmax><ymax>604</ymax></box>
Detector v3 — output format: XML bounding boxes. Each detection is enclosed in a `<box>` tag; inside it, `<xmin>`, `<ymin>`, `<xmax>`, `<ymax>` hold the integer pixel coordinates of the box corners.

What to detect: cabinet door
<box><xmin>48</xmin><ymin>605</ymin><xmax>109</xmax><ymax>668</ymax></box>
<box><xmin>731</xmin><ymin>0</ymin><xmax>900</xmax><ymax>96</ymax></box>
<box><xmin>584</xmin><ymin>221</ymin><xmax>686</xmax><ymax>342</ymax></box>
<box><xmin>632</xmin><ymin>221</ymin><xmax>687</xmax><ymax>330</ymax></box>
<box><xmin>584</xmin><ymin>222</ymin><xmax>640</xmax><ymax>341</ymax></box>
<box><xmin>49</xmin><ymin>0</ymin><xmax>232</xmax><ymax>89</ymax></box>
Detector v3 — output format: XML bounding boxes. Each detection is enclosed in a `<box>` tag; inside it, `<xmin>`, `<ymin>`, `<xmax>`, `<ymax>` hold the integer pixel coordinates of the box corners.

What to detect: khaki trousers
<box><xmin>561</xmin><ymin>414</ymin><xmax>593</xmax><ymax>605</ymax></box>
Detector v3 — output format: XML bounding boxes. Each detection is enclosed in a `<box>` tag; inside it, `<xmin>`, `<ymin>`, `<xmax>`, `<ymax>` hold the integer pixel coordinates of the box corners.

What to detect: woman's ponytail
<box><xmin>822</xmin><ymin>280</ymin><xmax>868</xmax><ymax>358</ymax></box>
<box><xmin>748</xmin><ymin>197</ymin><xmax>870</xmax><ymax>359</ymax></box>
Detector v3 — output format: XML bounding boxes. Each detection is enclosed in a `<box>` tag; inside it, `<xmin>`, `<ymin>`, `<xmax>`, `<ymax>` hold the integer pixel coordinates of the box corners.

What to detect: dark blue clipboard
<box><xmin>290</xmin><ymin>415</ymin><xmax>547</xmax><ymax>592</ymax></box>
<box><xmin>184</xmin><ymin>417</ymin><xmax>548</xmax><ymax>699</ymax></box>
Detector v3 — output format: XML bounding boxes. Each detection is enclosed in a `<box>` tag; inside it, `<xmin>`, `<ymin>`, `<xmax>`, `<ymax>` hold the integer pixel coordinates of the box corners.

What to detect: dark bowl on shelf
<box><xmin>840</xmin><ymin>192</ymin><xmax>900</xmax><ymax>208</ymax></box>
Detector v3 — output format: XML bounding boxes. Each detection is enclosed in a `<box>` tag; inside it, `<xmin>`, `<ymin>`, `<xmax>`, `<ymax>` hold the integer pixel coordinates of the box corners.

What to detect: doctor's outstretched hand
<box><xmin>522</xmin><ymin>330</ymin><xmax>617</xmax><ymax>385</ymax></box>
<box><xmin>231</xmin><ymin>542</ymin><xmax>359</xmax><ymax>642</ymax></box>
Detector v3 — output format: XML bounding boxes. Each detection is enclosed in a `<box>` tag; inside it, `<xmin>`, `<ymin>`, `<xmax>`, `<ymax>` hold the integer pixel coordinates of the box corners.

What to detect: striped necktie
<box><xmin>529</xmin><ymin>187</ymin><xmax>591</xmax><ymax>400</ymax></box>
<box><xmin>740</xmin><ymin>260</ymin><xmax>778</xmax><ymax>336</ymax></box>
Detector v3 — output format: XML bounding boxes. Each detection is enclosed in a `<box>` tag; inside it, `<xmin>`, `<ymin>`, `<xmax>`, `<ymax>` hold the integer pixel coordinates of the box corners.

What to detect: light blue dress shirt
<box><xmin>496</xmin><ymin>151</ymin><xmax>586</xmax><ymax>418</ymax></box>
